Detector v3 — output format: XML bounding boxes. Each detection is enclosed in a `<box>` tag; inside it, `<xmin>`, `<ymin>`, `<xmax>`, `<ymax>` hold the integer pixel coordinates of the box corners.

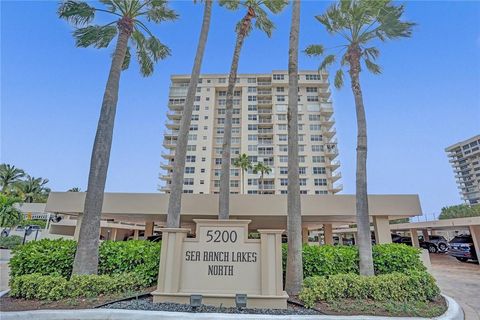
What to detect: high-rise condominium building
<box><xmin>160</xmin><ymin>71</ymin><xmax>342</xmax><ymax>195</ymax></box>
<box><xmin>445</xmin><ymin>134</ymin><xmax>480</xmax><ymax>205</ymax></box>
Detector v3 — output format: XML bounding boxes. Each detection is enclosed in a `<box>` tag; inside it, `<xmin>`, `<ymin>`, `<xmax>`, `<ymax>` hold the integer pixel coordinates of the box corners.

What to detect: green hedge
<box><xmin>10</xmin><ymin>272</ymin><xmax>147</xmax><ymax>301</ymax></box>
<box><xmin>282</xmin><ymin>243</ymin><xmax>425</xmax><ymax>278</ymax></box>
<box><xmin>9</xmin><ymin>239</ymin><xmax>161</xmax><ymax>285</ymax></box>
<box><xmin>0</xmin><ymin>235</ymin><xmax>23</xmax><ymax>249</ymax></box>
<box><xmin>299</xmin><ymin>271</ymin><xmax>440</xmax><ymax>308</ymax></box>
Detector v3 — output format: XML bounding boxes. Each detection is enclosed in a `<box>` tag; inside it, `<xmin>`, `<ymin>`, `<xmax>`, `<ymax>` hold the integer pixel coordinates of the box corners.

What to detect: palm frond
<box><xmin>146</xmin><ymin>36</ymin><xmax>171</xmax><ymax>61</ymax></box>
<box><xmin>320</xmin><ymin>54</ymin><xmax>336</xmax><ymax>71</ymax></box>
<box><xmin>219</xmin><ymin>0</ymin><xmax>241</xmax><ymax>10</ymax></box>
<box><xmin>253</xmin><ymin>7</ymin><xmax>275</xmax><ymax>37</ymax></box>
<box><xmin>73</xmin><ymin>25</ymin><xmax>117</xmax><ymax>48</ymax></box>
<box><xmin>304</xmin><ymin>44</ymin><xmax>324</xmax><ymax>57</ymax></box>
<box><xmin>131</xmin><ymin>30</ymin><xmax>170</xmax><ymax>77</ymax></box>
<box><xmin>122</xmin><ymin>46</ymin><xmax>131</xmax><ymax>70</ymax></box>
<box><xmin>334</xmin><ymin>69</ymin><xmax>344</xmax><ymax>89</ymax></box>
<box><xmin>363</xmin><ymin>46</ymin><xmax>379</xmax><ymax>61</ymax></box>
<box><xmin>145</xmin><ymin>1</ymin><xmax>179</xmax><ymax>23</ymax></box>
<box><xmin>364</xmin><ymin>58</ymin><xmax>381</xmax><ymax>74</ymax></box>
<box><xmin>58</xmin><ymin>0</ymin><xmax>95</xmax><ymax>26</ymax></box>
<box><xmin>99</xmin><ymin>0</ymin><xmax>116</xmax><ymax>12</ymax></box>
<box><xmin>262</xmin><ymin>0</ymin><xmax>288</xmax><ymax>14</ymax></box>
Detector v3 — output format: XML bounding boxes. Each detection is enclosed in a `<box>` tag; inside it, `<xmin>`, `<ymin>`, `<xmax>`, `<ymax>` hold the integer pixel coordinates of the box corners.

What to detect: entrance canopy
<box><xmin>45</xmin><ymin>192</ymin><xmax>422</xmax><ymax>230</ymax></box>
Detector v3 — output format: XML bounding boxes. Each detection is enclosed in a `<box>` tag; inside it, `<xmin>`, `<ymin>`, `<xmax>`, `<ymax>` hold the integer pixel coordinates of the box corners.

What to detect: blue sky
<box><xmin>1</xmin><ymin>1</ymin><xmax>479</xmax><ymax>217</ymax></box>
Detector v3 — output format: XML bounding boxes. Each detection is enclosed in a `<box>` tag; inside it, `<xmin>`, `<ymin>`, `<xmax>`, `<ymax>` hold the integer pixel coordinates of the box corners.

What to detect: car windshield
<box><xmin>450</xmin><ymin>236</ymin><xmax>472</xmax><ymax>244</ymax></box>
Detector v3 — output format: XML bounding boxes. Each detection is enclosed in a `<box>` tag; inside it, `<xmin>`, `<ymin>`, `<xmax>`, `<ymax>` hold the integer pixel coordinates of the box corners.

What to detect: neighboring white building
<box><xmin>445</xmin><ymin>134</ymin><xmax>480</xmax><ymax>205</ymax></box>
<box><xmin>160</xmin><ymin>71</ymin><xmax>342</xmax><ymax>195</ymax></box>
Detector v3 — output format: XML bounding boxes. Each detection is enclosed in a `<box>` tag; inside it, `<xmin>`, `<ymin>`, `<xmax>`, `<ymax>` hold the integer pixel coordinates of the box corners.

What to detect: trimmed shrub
<box><xmin>10</xmin><ymin>239</ymin><xmax>76</xmax><ymax>278</ymax></box>
<box><xmin>9</xmin><ymin>239</ymin><xmax>161</xmax><ymax>285</ymax></box>
<box><xmin>282</xmin><ymin>243</ymin><xmax>425</xmax><ymax>278</ymax></box>
<box><xmin>299</xmin><ymin>270</ymin><xmax>440</xmax><ymax>308</ymax></box>
<box><xmin>10</xmin><ymin>272</ymin><xmax>146</xmax><ymax>301</ymax></box>
<box><xmin>0</xmin><ymin>235</ymin><xmax>23</xmax><ymax>249</ymax></box>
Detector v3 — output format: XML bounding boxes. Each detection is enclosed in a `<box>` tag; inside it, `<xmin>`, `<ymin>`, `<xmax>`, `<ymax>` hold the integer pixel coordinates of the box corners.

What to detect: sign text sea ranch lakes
<box><xmin>185</xmin><ymin>250</ymin><xmax>258</xmax><ymax>276</ymax></box>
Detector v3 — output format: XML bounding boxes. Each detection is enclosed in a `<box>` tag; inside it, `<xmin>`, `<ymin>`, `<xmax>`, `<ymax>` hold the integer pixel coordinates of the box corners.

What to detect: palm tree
<box><xmin>233</xmin><ymin>153</ymin><xmax>252</xmax><ymax>194</ymax></box>
<box><xmin>0</xmin><ymin>164</ymin><xmax>25</xmax><ymax>194</ymax></box>
<box><xmin>16</xmin><ymin>176</ymin><xmax>50</xmax><ymax>203</ymax></box>
<box><xmin>252</xmin><ymin>162</ymin><xmax>271</xmax><ymax>194</ymax></box>
<box><xmin>166</xmin><ymin>0</ymin><xmax>212</xmax><ymax>228</ymax></box>
<box><xmin>305</xmin><ymin>0</ymin><xmax>414</xmax><ymax>276</ymax></box>
<box><xmin>58</xmin><ymin>0</ymin><xmax>177</xmax><ymax>275</ymax></box>
<box><xmin>218</xmin><ymin>0</ymin><xmax>287</xmax><ymax>220</ymax></box>
<box><xmin>285</xmin><ymin>0</ymin><xmax>302</xmax><ymax>296</ymax></box>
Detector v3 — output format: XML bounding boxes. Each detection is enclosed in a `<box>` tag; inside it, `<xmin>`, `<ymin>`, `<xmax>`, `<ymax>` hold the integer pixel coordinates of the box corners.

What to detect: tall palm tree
<box><xmin>252</xmin><ymin>162</ymin><xmax>271</xmax><ymax>194</ymax></box>
<box><xmin>166</xmin><ymin>0</ymin><xmax>212</xmax><ymax>228</ymax></box>
<box><xmin>305</xmin><ymin>0</ymin><xmax>414</xmax><ymax>276</ymax></box>
<box><xmin>285</xmin><ymin>0</ymin><xmax>302</xmax><ymax>296</ymax></box>
<box><xmin>233</xmin><ymin>153</ymin><xmax>252</xmax><ymax>194</ymax></box>
<box><xmin>218</xmin><ymin>0</ymin><xmax>287</xmax><ymax>220</ymax></box>
<box><xmin>58</xmin><ymin>0</ymin><xmax>177</xmax><ymax>275</ymax></box>
<box><xmin>16</xmin><ymin>176</ymin><xmax>50</xmax><ymax>203</ymax></box>
<box><xmin>0</xmin><ymin>164</ymin><xmax>25</xmax><ymax>194</ymax></box>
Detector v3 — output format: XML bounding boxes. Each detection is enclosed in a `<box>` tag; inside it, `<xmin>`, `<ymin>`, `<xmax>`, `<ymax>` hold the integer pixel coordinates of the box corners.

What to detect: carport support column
<box><xmin>145</xmin><ymin>221</ymin><xmax>154</xmax><ymax>237</ymax></box>
<box><xmin>410</xmin><ymin>228</ymin><xmax>420</xmax><ymax>247</ymax></box>
<box><xmin>73</xmin><ymin>214</ymin><xmax>83</xmax><ymax>240</ymax></box>
<box><xmin>470</xmin><ymin>225</ymin><xmax>480</xmax><ymax>262</ymax></box>
<box><xmin>133</xmin><ymin>229</ymin><xmax>139</xmax><ymax>240</ymax></box>
<box><xmin>324</xmin><ymin>224</ymin><xmax>333</xmax><ymax>245</ymax></box>
<box><xmin>302</xmin><ymin>227</ymin><xmax>309</xmax><ymax>244</ymax></box>
<box><xmin>422</xmin><ymin>229</ymin><xmax>430</xmax><ymax>241</ymax></box>
<box><xmin>373</xmin><ymin>216</ymin><xmax>391</xmax><ymax>244</ymax></box>
<box><xmin>111</xmin><ymin>228</ymin><xmax>118</xmax><ymax>241</ymax></box>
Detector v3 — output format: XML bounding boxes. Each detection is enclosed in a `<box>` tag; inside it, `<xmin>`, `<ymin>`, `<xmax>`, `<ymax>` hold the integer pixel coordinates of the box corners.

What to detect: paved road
<box><xmin>0</xmin><ymin>249</ymin><xmax>11</xmax><ymax>292</ymax></box>
<box><xmin>430</xmin><ymin>253</ymin><xmax>480</xmax><ymax>320</ymax></box>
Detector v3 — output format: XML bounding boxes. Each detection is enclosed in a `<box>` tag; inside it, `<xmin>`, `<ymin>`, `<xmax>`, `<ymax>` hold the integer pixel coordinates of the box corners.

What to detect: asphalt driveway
<box><xmin>430</xmin><ymin>253</ymin><xmax>480</xmax><ymax>320</ymax></box>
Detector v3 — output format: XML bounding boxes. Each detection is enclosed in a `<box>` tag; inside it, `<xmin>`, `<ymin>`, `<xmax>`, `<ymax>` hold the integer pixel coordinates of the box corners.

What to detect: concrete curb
<box><xmin>0</xmin><ymin>295</ymin><xmax>463</xmax><ymax>320</ymax></box>
<box><xmin>0</xmin><ymin>289</ymin><xmax>10</xmax><ymax>298</ymax></box>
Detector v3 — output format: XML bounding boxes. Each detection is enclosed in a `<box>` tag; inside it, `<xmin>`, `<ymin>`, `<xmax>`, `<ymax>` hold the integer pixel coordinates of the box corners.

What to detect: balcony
<box><xmin>257</xmin><ymin>99</ymin><xmax>273</xmax><ymax>106</ymax></box>
<box><xmin>161</xmin><ymin>152</ymin><xmax>175</xmax><ymax>159</ymax></box>
<box><xmin>258</xmin><ymin>118</ymin><xmax>272</xmax><ymax>124</ymax></box>
<box><xmin>257</xmin><ymin>81</ymin><xmax>272</xmax><ymax>86</ymax></box>
<box><xmin>326</xmin><ymin>159</ymin><xmax>341</xmax><ymax>170</ymax></box>
<box><xmin>166</xmin><ymin>120</ymin><xmax>180</xmax><ymax>130</ymax></box>
<box><xmin>321</xmin><ymin>116</ymin><xmax>335</xmax><ymax>128</ymax></box>
<box><xmin>258</xmin><ymin>140</ymin><xmax>273</xmax><ymax>146</ymax></box>
<box><xmin>322</xmin><ymin>128</ymin><xmax>336</xmax><ymax>139</ymax></box>
<box><xmin>328</xmin><ymin>172</ymin><xmax>342</xmax><ymax>182</ymax></box>
<box><xmin>257</xmin><ymin>89</ymin><xmax>272</xmax><ymax>96</ymax></box>
<box><xmin>159</xmin><ymin>185</ymin><xmax>171</xmax><ymax>193</ymax></box>
<box><xmin>160</xmin><ymin>162</ymin><xmax>173</xmax><ymax>170</ymax></box>
<box><xmin>258</xmin><ymin>128</ymin><xmax>273</xmax><ymax>135</ymax></box>
<box><xmin>328</xmin><ymin>184</ymin><xmax>343</xmax><ymax>194</ymax></box>
<box><xmin>319</xmin><ymin>88</ymin><xmax>331</xmax><ymax>99</ymax></box>
<box><xmin>258</xmin><ymin>109</ymin><xmax>272</xmax><ymax>115</ymax></box>
<box><xmin>167</xmin><ymin>111</ymin><xmax>183</xmax><ymax>120</ymax></box>
<box><xmin>163</xmin><ymin>139</ymin><xmax>177</xmax><ymax>149</ymax></box>
<box><xmin>160</xmin><ymin>174</ymin><xmax>171</xmax><ymax>180</ymax></box>
<box><xmin>320</xmin><ymin>103</ymin><xmax>334</xmax><ymax>115</ymax></box>
<box><xmin>164</xmin><ymin>130</ymin><xmax>179</xmax><ymax>139</ymax></box>
<box><xmin>325</xmin><ymin>147</ymin><xmax>339</xmax><ymax>159</ymax></box>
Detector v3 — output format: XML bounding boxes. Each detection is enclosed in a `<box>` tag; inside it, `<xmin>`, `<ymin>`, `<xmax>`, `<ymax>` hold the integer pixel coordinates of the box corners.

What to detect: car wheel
<box><xmin>456</xmin><ymin>257</ymin><xmax>468</xmax><ymax>262</ymax></box>
<box><xmin>438</xmin><ymin>243</ymin><xmax>447</xmax><ymax>251</ymax></box>
<box><xmin>428</xmin><ymin>244</ymin><xmax>437</xmax><ymax>253</ymax></box>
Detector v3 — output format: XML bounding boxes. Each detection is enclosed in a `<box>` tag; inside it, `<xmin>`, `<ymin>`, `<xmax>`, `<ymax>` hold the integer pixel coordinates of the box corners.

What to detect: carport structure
<box><xmin>389</xmin><ymin>217</ymin><xmax>480</xmax><ymax>260</ymax></box>
<box><xmin>45</xmin><ymin>192</ymin><xmax>422</xmax><ymax>244</ymax></box>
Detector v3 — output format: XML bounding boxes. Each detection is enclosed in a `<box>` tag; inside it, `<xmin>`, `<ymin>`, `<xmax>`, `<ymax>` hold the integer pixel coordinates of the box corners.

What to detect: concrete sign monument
<box><xmin>152</xmin><ymin>219</ymin><xmax>288</xmax><ymax>308</ymax></box>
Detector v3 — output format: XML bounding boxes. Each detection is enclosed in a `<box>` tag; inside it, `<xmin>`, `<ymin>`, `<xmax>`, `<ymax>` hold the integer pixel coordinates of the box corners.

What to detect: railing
<box><xmin>258</xmin><ymin>129</ymin><xmax>273</xmax><ymax>134</ymax></box>
<box><xmin>257</xmin><ymin>81</ymin><xmax>272</xmax><ymax>86</ymax></box>
<box><xmin>258</xmin><ymin>109</ymin><xmax>272</xmax><ymax>114</ymax></box>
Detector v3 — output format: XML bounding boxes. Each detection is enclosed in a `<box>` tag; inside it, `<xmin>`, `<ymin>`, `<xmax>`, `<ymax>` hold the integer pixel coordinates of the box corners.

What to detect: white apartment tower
<box><xmin>160</xmin><ymin>71</ymin><xmax>342</xmax><ymax>195</ymax></box>
<box><xmin>445</xmin><ymin>134</ymin><xmax>480</xmax><ymax>205</ymax></box>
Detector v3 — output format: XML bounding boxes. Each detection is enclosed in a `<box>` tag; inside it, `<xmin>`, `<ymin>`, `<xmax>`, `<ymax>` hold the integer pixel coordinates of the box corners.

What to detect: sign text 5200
<box><xmin>206</xmin><ymin>230</ymin><xmax>238</xmax><ymax>243</ymax></box>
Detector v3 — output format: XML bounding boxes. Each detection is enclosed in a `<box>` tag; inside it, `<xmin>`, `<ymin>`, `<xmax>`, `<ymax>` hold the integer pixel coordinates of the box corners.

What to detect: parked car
<box><xmin>448</xmin><ymin>234</ymin><xmax>478</xmax><ymax>263</ymax></box>
<box><xmin>423</xmin><ymin>235</ymin><xmax>448</xmax><ymax>252</ymax></box>
<box><xmin>392</xmin><ymin>236</ymin><xmax>439</xmax><ymax>253</ymax></box>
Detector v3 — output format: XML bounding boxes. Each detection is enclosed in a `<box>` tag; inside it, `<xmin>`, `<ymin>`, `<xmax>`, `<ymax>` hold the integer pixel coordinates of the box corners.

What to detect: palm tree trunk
<box><xmin>166</xmin><ymin>0</ymin><xmax>212</xmax><ymax>228</ymax></box>
<box><xmin>260</xmin><ymin>172</ymin><xmax>264</xmax><ymax>195</ymax></box>
<box><xmin>285</xmin><ymin>0</ymin><xmax>303</xmax><ymax>296</ymax></box>
<box><xmin>349</xmin><ymin>49</ymin><xmax>374</xmax><ymax>276</ymax></box>
<box><xmin>72</xmin><ymin>24</ymin><xmax>132</xmax><ymax>275</ymax></box>
<box><xmin>241</xmin><ymin>168</ymin><xmax>244</xmax><ymax>194</ymax></box>
<box><xmin>219</xmin><ymin>12</ymin><xmax>251</xmax><ymax>220</ymax></box>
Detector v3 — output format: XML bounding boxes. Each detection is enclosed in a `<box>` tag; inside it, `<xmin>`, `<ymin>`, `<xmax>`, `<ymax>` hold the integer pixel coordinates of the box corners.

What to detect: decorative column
<box><xmin>133</xmin><ymin>229</ymin><xmax>139</xmax><ymax>240</ymax></box>
<box><xmin>156</xmin><ymin>228</ymin><xmax>189</xmax><ymax>293</ymax></box>
<box><xmin>145</xmin><ymin>221</ymin><xmax>154</xmax><ymax>237</ymax></box>
<box><xmin>258</xmin><ymin>229</ymin><xmax>284</xmax><ymax>296</ymax></box>
<box><xmin>410</xmin><ymin>228</ymin><xmax>420</xmax><ymax>247</ymax></box>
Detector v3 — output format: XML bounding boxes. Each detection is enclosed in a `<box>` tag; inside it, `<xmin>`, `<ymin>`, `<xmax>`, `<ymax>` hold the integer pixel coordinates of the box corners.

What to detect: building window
<box><xmin>280</xmin><ymin>167</ymin><xmax>288</xmax><ymax>174</ymax></box>
<box><xmin>200</xmin><ymin>168</ymin><xmax>205</xmax><ymax>173</ymax></box>
<box><xmin>315</xmin><ymin>190</ymin><xmax>328</xmax><ymax>194</ymax></box>
<box><xmin>189</xmin><ymin>125</ymin><xmax>198</xmax><ymax>131</ymax></box>
<box><xmin>248</xmin><ymin>86</ymin><xmax>257</xmax><ymax>93</ymax></box>
<box><xmin>230</xmin><ymin>180</ymin><xmax>239</xmax><ymax>188</ymax></box>
<box><xmin>312</xmin><ymin>156</ymin><xmax>325</xmax><ymax>163</ymax></box>
<box><xmin>278</xmin><ymin>124</ymin><xmax>287</xmax><ymax>131</ymax></box>
<box><xmin>247</xmin><ymin>78</ymin><xmax>256</xmax><ymax>83</ymax></box>
<box><xmin>279</xmin><ymin>156</ymin><xmax>288</xmax><ymax>163</ymax></box>
<box><xmin>277</xmin><ymin>114</ymin><xmax>287</xmax><ymax>121</ymax></box>
<box><xmin>273</xmin><ymin>74</ymin><xmax>285</xmax><ymax>80</ymax></box>
<box><xmin>218</xmin><ymin>78</ymin><xmax>226</xmax><ymax>83</ymax></box>
<box><xmin>248</xmin><ymin>134</ymin><xmax>257</xmax><ymax>141</ymax></box>
<box><xmin>299</xmin><ymin>167</ymin><xmax>306</xmax><ymax>175</ymax></box>
<box><xmin>311</xmin><ymin>134</ymin><xmax>322</xmax><ymax>141</ymax></box>
<box><xmin>185</xmin><ymin>167</ymin><xmax>195</xmax><ymax>174</ymax></box>
<box><xmin>215</xmin><ymin>158</ymin><xmax>222</xmax><ymax>165</ymax></box>
<box><xmin>309</xmin><ymin>114</ymin><xmax>321</xmax><ymax>121</ymax></box>
<box><xmin>248</xmin><ymin>105</ymin><xmax>257</xmax><ymax>111</ymax></box>
<box><xmin>218</xmin><ymin>91</ymin><xmax>226</xmax><ymax>96</ymax></box>
<box><xmin>306</xmin><ymin>74</ymin><xmax>321</xmax><ymax>80</ymax></box>
<box><xmin>313</xmin><ymin>167</ymin><xmax>326</xmax><ymax>174</ymax></box>
<box><xmin>299</xmin><ymin>179</ymin><xmax>307</xmax><ymax>186</ymax></box>
<box><xmin>276</xmin><ymin>87</ymin><xmax>285</xmax><ymax>93</ymax></box>
<box><xmin>306</xmin><ymin>87</ymin><xmax>318</xmax><ymax>93</ymax></box>
<box><xmin>248</xmin><ymin>96</ymin><xmax>257</xmax><ymax>102</ymax></box>
<box><xmin>248</xmin><ymin>114</ymin><xmax>258</xmax><ymax>121</ymax></box>
<box><xmin>276</xmin><ymin>104</ymin><xmax>287</xmax><ymax>112</ymax></box>
<box><xmin>310</xmin><ymin>124</ymin><xmax>321</xmax><ymax>131</ymax></box>
<box><xmin>248</xmin><ymin>145</ymin><xmax>258</xmax><ymax>151</ymax></box>
<box><xmin>188</xmin><ymin>134</ymin><xmax>197</xmax><ymax>141</ymax></box>
<box><xmin>278</xmin><ymin>134</ymin><xmax>287</xmax><ymax>141</ymax></box>
<box><xmin>279</xmin><ymin>145</ymin><xmax>288</xmax><ymax>152</ymax></box>
<box><xmin>312</xmin><ymin>145</ymin><xmax>324</xmax><ymax>152</ymax></box>
<box><xmin>186</xmin><ymin>156</ymin><xmax>196</xmax><ymax>162</ymax></box>
<box><xmin>280</xmin><ymin>178</ymin><xmax>288</xmax><ymax>186</ymax></box>
<box><xmin>186</xmin><ymin>145</ymin><xmax>196</xmax><ymax>151</ymax></box>
<box><xmin>307</xmin><ymin>96</ymin><xmax>319</xmax><ymax>102</ymax></box>
<box><xmin>248</xmin><ymin>124</ymin><xmax>258</xmax><ymax>131</ymax></box>
<box><xmin>191</xmin><ymin>114</ymin><xmax>199</xmax><ymax>121</ymax></box>
<box><xmin>314</xmin><ymin>178</ymin><xmax>327</xmax><ymax>186</ymax></box>
<box><xmin>184</xmin><ymin>178</ymin><xmax>194</xmax><ymax>185</ymax></box>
